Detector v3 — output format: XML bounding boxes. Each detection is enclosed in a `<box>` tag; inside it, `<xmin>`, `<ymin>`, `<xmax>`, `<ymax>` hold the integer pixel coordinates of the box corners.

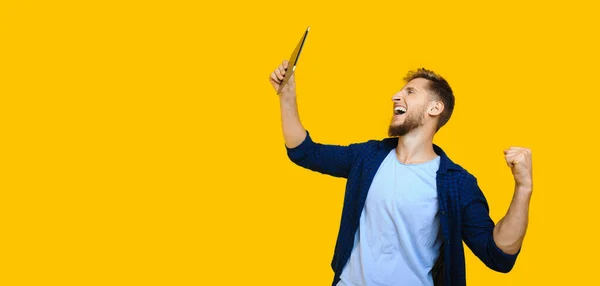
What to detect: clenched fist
<box><xmin>269</xmin><ymin>60</ymin><xmax>296</xmax><ymax>98</ymax></box>
<box><xmin>504</xmin><ymin>147</ymin><xmax>533</xmax><ymax>189</ymax></box>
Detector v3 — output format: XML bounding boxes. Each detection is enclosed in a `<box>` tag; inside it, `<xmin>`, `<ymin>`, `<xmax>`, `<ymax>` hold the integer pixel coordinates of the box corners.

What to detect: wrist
<box><xmin>515</xmin><ymin>181</ymin><xmax>533</xmax><ymax>193</ymax></box>
<box><xmin>280</xmin><ymin>93</ymin><xmax>297</xmax><ymax>104</ymax></box>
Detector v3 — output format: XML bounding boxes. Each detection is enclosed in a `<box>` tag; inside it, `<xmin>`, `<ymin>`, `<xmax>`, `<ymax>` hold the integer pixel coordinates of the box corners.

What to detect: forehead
<box><xmin>403</xmin><ymin>78</ymin><xmax>431</xmax><ymax>91</ymax></box>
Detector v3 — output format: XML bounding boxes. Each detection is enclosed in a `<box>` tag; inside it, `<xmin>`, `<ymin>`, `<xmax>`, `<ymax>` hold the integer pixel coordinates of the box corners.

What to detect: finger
<box><xmin>507</xmin><ymin>158</ymin><xmax>524</xmax><ymax>168</ymax></box>
<box><xmin>283</xmin><ymin>60</ymin><xmax>289</xmax><ymax>69</ymax></box>
<box><xmin>505</xmin><ymin>152</ymin><xmax>521</xmax><ymax>158</ymax></box>
<box><xmin>270</xmin><ymin>72</ymin><xmax>281</xmax><ymax>84</ymax></box>
<box><xmin>505</xmin><ymin>155</ymin><xmax>518</xmax><ymax>166</ymax></box>
<box><xmin>507</xmin><ymin>147</ymin><xmax>529</xmax><ymax>154</ymax></box>
<box><xmin>279</xmin><ymin>64</ymin><xmax>287</xmax><ymax>75</ymax></box>
<box><xmin>275</xmin><ymin>69</ymin><xmax>284</xmax><ymax>80</ymax></box>
<box><xmin>505</xmin><ymin>149</ymin><xmax>522</xmax><ymax>155</ymax></box>
<box><xmin>506</xmin><ymin>160</ymin><xmax>518</xmax><ymax>168</ymax></box>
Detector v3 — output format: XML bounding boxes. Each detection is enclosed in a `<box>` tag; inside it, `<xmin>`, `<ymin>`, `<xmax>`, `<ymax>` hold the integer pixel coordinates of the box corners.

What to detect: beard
<box><xmin>388</xmin><ymin>105</ymin><xmax>426</xmax><ymax>137</ymax></box>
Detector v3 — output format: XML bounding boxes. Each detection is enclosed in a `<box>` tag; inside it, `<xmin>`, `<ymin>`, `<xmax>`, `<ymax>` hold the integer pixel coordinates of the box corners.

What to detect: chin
<box><xmin>391</xmin><ymin>119</ymin><xmax>405</xmax><ymax>126</ymax></box>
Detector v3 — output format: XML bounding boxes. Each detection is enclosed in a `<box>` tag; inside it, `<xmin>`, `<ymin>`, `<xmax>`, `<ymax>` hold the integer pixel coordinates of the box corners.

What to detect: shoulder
<box><xmin>448</xmin><ymin>166</ymin><xmax>488</xmax><ymax>208</ymax></box>
<box><xmin>451</xmin><ymin>165</ymin><xmax>477</xmax><ymax>182</ymax></box>
<box><xmin>434</xmin><ymin>145</ymin><xmax>489</xmax><ymax>206</ymax></box>
<box><xmin>443</xmin><ymin>159</ymin><xmax>478</xmax><ymax>187</ymax></box>
<box><xmin>341</xmin><ymin>137</ymin><xmax>396</xmax><ymax>165</ymax></box>
<box><xmin>435</xmin><ymin>145</ymin><xmax>477</xmax><ymax>184</ymax></box>
<box><xmin>348</xmin><ymin>136</ymin><xmax>396</xmax><ymax>151</ymax></box>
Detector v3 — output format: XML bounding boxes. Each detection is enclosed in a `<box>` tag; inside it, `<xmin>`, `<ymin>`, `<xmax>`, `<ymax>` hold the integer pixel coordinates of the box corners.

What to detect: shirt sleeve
<box><xmin>285</xmin><ymin>130</ymin><xmax>363</xmax><ymax>179</ymax></box>
<box><xmin>461</xmin><ymin>177</ymin><xmax>521</xmax><ymax>273</ymax></box>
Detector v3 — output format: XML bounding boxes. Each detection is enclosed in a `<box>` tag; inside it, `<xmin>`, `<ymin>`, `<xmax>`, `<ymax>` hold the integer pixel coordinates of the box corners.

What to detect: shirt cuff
<box><xmin>490</xmin><ymin>236</ymin><xmax>521</xmax><ymax>272</ymax></box>
<box><xmin>285</xmin><ymin>130</ymin><xmax>315</xmax><ymax>162</ymax></box>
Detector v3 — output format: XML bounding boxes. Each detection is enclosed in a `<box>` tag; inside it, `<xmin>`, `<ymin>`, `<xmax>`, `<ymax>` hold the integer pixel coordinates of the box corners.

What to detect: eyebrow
<box><xmin>406</xmin><ymin>87</ymin><xmax>417</xmax><ymax>92</ymax></box>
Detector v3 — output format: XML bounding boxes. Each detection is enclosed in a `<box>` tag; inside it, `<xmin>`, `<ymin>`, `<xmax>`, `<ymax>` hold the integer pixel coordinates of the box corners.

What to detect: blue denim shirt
<box><xmin>286</xmin><ymin>131</ymin><xmax>521</xmax><ymax>286</ymax></box>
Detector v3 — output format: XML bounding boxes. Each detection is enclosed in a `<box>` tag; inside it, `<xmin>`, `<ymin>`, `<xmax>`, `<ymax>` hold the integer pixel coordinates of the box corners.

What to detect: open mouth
<box><xmin>394</xmin><ymin>106</ymin><xmax>407</xmax><ymax>115</ymax></box>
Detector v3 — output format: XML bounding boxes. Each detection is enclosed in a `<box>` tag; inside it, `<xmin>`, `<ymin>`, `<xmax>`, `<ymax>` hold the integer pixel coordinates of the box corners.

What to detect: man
<box><xmin>269</xmin><ymin>60</ymin><xmax>532</xmax><ymax>286</ymax></box>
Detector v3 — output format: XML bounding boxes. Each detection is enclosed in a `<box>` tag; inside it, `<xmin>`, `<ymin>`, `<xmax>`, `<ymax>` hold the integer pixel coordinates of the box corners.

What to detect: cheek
<box><xmin>421</xmin><ymin>101</ymin><xmax>433</xmax><ymax>113</ymax></box>
<box><xmin>410</xmin><ymin>102</ymin><xmax>428</xmax><ymax>114</ymax></box>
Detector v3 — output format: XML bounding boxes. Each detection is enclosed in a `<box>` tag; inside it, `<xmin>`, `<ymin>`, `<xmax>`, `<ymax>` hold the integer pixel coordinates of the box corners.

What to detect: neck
<box><xmin>395</xmin><ymin>128</ymin><xmax>437</xmax><ymax>164</ymax></box>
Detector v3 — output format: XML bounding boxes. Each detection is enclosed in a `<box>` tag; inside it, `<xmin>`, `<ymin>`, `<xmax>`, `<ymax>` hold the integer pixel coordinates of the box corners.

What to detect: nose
<box><xmin>392</xmin><ymin>92</ymin><xmax>404</xmax><ymax>103</ymax></box>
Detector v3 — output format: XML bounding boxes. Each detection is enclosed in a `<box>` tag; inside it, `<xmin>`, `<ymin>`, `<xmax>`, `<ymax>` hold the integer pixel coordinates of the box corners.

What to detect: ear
<box><xmin>427</xmin><ymin>101</ymin><xmax>444</xmax><ymax>117</ymax></box>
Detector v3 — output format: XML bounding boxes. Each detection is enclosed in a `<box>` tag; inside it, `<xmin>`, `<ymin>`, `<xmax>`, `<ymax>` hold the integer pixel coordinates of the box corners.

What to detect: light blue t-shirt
<box><xmin>337</xmin><ymin>149</ymin><xmax>442</xmax><ymax>286</ymax></box>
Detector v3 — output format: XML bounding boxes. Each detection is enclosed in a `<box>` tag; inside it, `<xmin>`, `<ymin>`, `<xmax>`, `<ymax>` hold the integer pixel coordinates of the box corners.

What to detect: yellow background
<box><xmin>1</xmin><ymin>0</ymin><xmax>599</xmax><ymax>285</ymax></box>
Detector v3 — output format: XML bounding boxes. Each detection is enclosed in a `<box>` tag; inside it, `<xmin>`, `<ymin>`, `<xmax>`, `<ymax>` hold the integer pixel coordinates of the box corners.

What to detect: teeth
<box><xmin>394</xmin><ymin>106</ymin><xmax>407</xmax><ymax>114</ymax></box>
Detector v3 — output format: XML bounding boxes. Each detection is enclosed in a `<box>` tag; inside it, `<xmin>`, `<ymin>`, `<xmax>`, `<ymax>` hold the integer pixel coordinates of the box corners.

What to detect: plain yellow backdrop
<box><xmin>1</xmin><ymin>0</ymin><xmax>599</xmax><ymax>285</ymax></box>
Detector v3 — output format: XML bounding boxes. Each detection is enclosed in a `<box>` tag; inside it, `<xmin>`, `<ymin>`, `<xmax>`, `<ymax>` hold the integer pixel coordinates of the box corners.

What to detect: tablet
<box><xmin>278</xmin><ymin>26</ymin><xmax>310</xmax><ymax>95</ymax></box>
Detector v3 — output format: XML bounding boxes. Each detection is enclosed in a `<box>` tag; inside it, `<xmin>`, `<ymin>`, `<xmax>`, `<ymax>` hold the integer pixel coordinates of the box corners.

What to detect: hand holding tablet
<box><xmin>269</xmin><ymin>26</ymin><xmax>310</xmax><ymax>96</ymax></box>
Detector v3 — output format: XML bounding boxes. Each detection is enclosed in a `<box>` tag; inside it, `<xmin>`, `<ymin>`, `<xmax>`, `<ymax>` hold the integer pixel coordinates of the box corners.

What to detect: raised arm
<box><xmin>269</xmin><ymin>60</ymin><xmax>362</xmax><ymax>178</ymax></box>
<box><xmin>269</xmin><ymin>60</ymin><xmax>307</xmax><ymax>149</ymax></box>
<box><xmin>461</xmin><ymin>147</ymin><xmax>532</xmax><ymax>273</ymax></box>
<box><xmin>493</xmin><ymin>147</ymin><xmax>533</xmax><ymax>254</ymax></box>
